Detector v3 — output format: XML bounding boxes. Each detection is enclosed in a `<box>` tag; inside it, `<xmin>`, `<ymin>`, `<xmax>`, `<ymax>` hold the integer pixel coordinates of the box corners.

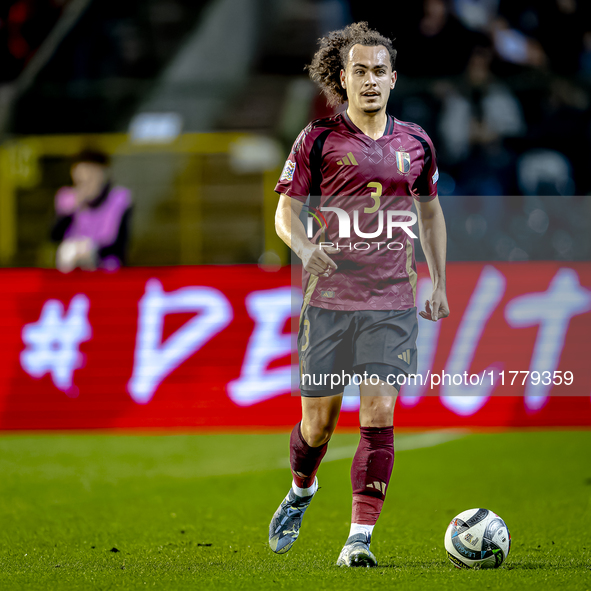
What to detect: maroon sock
<box><xmin>289</xmin><ymin>422</ymin><xmax>328</xmax><ymax>489</ymax></box>
<box><xmin>350</xmin><ymin>426</ymin><xmax>394</xmax><ymax>525</ymax></box>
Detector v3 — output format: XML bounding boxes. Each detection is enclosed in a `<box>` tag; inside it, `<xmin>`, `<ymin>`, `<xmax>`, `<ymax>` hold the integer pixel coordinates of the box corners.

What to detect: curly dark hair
<box><xmin>307</xmin><ymin>22</ymin><xmax>397</xmax><ymax>107</ymax></box>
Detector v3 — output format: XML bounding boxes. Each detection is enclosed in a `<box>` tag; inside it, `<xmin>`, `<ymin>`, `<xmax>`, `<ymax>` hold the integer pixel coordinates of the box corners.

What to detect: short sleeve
<box><xmin>274</xmin><ymin>126</ymin><xmax>314</xmax><ymax>202</ymax></box>
<box><xmin>412</xmin><ymin>132</ymin><xmax>438</xmax><ymax>202</ymax></box>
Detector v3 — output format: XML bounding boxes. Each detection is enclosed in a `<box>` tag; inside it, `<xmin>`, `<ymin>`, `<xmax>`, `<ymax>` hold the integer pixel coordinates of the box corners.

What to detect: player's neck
<box><xmin>346</xmin><ymin>107</ymin><xmax>388</xmax><ymax>140</ymax></box>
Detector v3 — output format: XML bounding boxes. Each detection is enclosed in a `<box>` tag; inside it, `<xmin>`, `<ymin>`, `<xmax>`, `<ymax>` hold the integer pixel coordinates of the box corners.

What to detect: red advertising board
<box><xmin>1</xmin><ymin>263</ymin><xmax>590</xmax><ymax>430</ymax></box>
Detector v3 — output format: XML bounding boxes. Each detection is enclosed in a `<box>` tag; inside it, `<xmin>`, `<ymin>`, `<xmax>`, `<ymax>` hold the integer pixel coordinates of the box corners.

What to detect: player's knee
<box><xmin>301</xmin><ymin>419</ymin><xmax>335</xmax><ymax>447</ymax></box>
<box><xmin>360</xmin><ymin>398</ymin><xmax>395</xmax><ymax>428</ymax></box>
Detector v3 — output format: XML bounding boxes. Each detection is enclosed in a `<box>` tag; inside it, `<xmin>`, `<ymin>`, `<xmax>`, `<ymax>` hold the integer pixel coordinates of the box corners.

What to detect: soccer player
<box><xmin>269</xmin><ymin>22</ymin><xmax>449</xmax><ymax>567</ymax></box>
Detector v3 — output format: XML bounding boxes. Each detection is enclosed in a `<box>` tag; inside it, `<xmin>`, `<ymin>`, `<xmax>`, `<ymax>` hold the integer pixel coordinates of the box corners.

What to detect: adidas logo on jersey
<box><xmin>337</xmin><ymin>152</ymin><xmax>358</xmax><ymax>166</ymax></box>
<box><xmin>398</xmin><ymin>349</ymin><xmax>411</xmax><ymax>364</ymax></box>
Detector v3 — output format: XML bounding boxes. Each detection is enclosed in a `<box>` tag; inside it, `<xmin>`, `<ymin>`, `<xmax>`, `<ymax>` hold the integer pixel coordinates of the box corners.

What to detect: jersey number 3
<box><xmin>365</xmin><ymin>182</ymin><xmax>382</xmax><ymax>213</ymax></box>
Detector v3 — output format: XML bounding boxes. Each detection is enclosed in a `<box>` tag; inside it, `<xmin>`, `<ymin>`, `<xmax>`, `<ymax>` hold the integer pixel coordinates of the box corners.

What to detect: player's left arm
<box><xmin>416</xmin><ymin>196</ymin><xmax>449</xmax><ymax>322</ymax></box>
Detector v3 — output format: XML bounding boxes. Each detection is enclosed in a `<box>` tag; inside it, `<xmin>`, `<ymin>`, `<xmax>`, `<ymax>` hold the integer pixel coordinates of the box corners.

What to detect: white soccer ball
<box><xmin>444</xmin><ymin>508</ymin><xmax>511</xmax><ymax>569</ymax></box>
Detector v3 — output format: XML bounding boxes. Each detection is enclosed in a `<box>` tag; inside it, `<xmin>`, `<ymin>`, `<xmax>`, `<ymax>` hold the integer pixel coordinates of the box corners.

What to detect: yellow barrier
<box><xmin>0</xmin><ymin>133</ymin><xmax>287</xmax><ymax>266</ymax></box>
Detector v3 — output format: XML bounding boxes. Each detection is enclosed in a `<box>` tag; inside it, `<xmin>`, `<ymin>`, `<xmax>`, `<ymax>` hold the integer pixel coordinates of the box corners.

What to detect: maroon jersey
<box><xmin>275</xmin><ymin>111</ymin><xmax>438</xmax><ymax>311</ymax></box>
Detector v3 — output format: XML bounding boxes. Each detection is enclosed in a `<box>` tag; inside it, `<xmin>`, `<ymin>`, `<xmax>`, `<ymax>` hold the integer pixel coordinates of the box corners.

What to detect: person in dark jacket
<box><xmin>51</xmin><ymin>150</ymin><xmax>132</xmax><ymax>272</ymax></box>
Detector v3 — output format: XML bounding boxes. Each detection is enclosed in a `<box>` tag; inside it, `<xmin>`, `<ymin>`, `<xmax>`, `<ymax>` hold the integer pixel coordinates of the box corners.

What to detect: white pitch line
<box><xmin>279</xmin><ymin>429</ymin><xmax>467</xmax><ymax>468</ymax></box>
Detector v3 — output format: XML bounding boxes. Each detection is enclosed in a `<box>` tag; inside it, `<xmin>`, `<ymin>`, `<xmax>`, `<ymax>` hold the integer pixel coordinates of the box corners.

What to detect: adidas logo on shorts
<box><xmin>398</xmin><ymin>349</ymin><xmax>411</xmax><ymax>364</ymax></box>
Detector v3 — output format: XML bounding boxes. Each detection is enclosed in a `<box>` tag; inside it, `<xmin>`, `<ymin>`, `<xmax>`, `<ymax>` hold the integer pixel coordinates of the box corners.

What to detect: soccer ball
<box><xmin>444</xmin><ymin>508</ymin><xmax>511</xmax><ymax>569</ymax></box>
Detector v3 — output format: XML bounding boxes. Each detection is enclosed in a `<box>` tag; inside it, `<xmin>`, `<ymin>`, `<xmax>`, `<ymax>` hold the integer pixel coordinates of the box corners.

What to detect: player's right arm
<box><xmin>275</xmin><ymin>194</ymin><xmax>338</xmax><ymax>278</ymax></box>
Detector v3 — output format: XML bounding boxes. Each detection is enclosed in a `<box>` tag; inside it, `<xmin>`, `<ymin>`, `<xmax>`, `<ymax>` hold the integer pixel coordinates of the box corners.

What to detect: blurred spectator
<box><xmin>399</xmin><ymin>0</ymin><xmax>480</xmax><ymax>77</ymax></box>
<box><xmin>524</xmin><ymin>79</ymin><xmax>591</xmax><ymax>194</ymax></box>
<box><xmin>517</xmin><ymin>149</ymin><xmax>573</xmax><ymax>196</ymax></box>
<box><xmin>537</xmin><ymin>0</ymin><xmax>587</xmax><ymax>76</ymax></box>
<box><xmin>349</xmin><ymin>0</ymin><xmax>479</xmax><ymax>77</ymax></box>
<box><xmin>51</xmin><ymin>150</ymin><xmax>132</xmax><ymax>272</ymax></box>
<box><xmin>436</xmin><ymin>43</ymin><xmax>525</xmax><ymax>194</ymax></box>
<box><xmin>452</xmin><ymin>0</ymin><xmax>500</xmax><ymax>33</ymax></box>
<box><xmin>491</xmin><ymin>17</ymin><xmax>547</xmax><ymax>69</ymax></box>
<box><xmin>492</xmin><ymin>0</ymin><xmax>589</xmax><ymax>74</ymax></box>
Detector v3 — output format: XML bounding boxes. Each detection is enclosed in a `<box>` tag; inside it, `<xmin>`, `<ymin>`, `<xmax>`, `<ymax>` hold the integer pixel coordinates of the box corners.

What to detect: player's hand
<box><xmin>301</xmin><ymin>244</ymin><xmax>339</xmax><ymax>277</ymax></box>
<box><xmin>419</xmin><ymin>288</ymin><xmax>449</xmax><ymax>322</ymax></box>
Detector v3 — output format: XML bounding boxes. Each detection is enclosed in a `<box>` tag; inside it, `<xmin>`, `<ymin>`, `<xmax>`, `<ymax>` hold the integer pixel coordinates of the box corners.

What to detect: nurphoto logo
<box><xmin>304</xmin><ymin>204</ymin><xmax>417</xmax><ymax>251</ymax></box>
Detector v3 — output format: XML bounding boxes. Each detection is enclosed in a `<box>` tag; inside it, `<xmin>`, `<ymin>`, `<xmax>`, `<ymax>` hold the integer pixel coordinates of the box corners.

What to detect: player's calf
<box><xmin>337</xmin><ymin>425</ymin><xmax>394</xmax><ymax>566</ymax></box>
<box><xmin>269</xmin><ymin>422</ymin><xmax>329</xmax><ymax>554</ymax></box>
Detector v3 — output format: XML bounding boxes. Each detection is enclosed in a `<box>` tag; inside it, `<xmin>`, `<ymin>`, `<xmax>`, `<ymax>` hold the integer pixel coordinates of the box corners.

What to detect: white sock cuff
<box><xmin>349</xmin><ymin>523</ymin><xmax>375</xmax><ymax>539</ymax></box>
<box><xmin>292</xmin><ymin>477</ymin><xmax>318</xmax><ymax>498</ymax></box>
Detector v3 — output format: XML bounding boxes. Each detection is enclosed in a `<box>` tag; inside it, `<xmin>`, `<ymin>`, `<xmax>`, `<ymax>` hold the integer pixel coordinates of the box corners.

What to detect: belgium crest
<box><xmin>395</xmin><ymin>150</ymin><xmax>411</xmax><ymax>174</ymax></box>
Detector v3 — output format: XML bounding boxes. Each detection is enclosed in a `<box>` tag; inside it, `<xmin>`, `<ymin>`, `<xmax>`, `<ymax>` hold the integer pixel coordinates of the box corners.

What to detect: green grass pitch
<box><xmin>0</xmin><ymin>429</ymin><xmax>589</xmax><ymax>590</ymax></box>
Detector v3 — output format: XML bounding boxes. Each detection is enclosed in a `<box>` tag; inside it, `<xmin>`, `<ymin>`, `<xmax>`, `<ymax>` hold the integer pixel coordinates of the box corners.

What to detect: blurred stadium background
<box><xmin>0</xmin><ymin>1</ymin><xmax>590</xmax><ymax>588</ymax></box>
<box><xmin>1</xmin><ymin>0</ymin><xmax>591</xmax><ymax>268</ymax></box>
<box><xmin>0</xmin><ymin>0</ymin><xmax>590</xmax><ymax>424</ymax></box>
